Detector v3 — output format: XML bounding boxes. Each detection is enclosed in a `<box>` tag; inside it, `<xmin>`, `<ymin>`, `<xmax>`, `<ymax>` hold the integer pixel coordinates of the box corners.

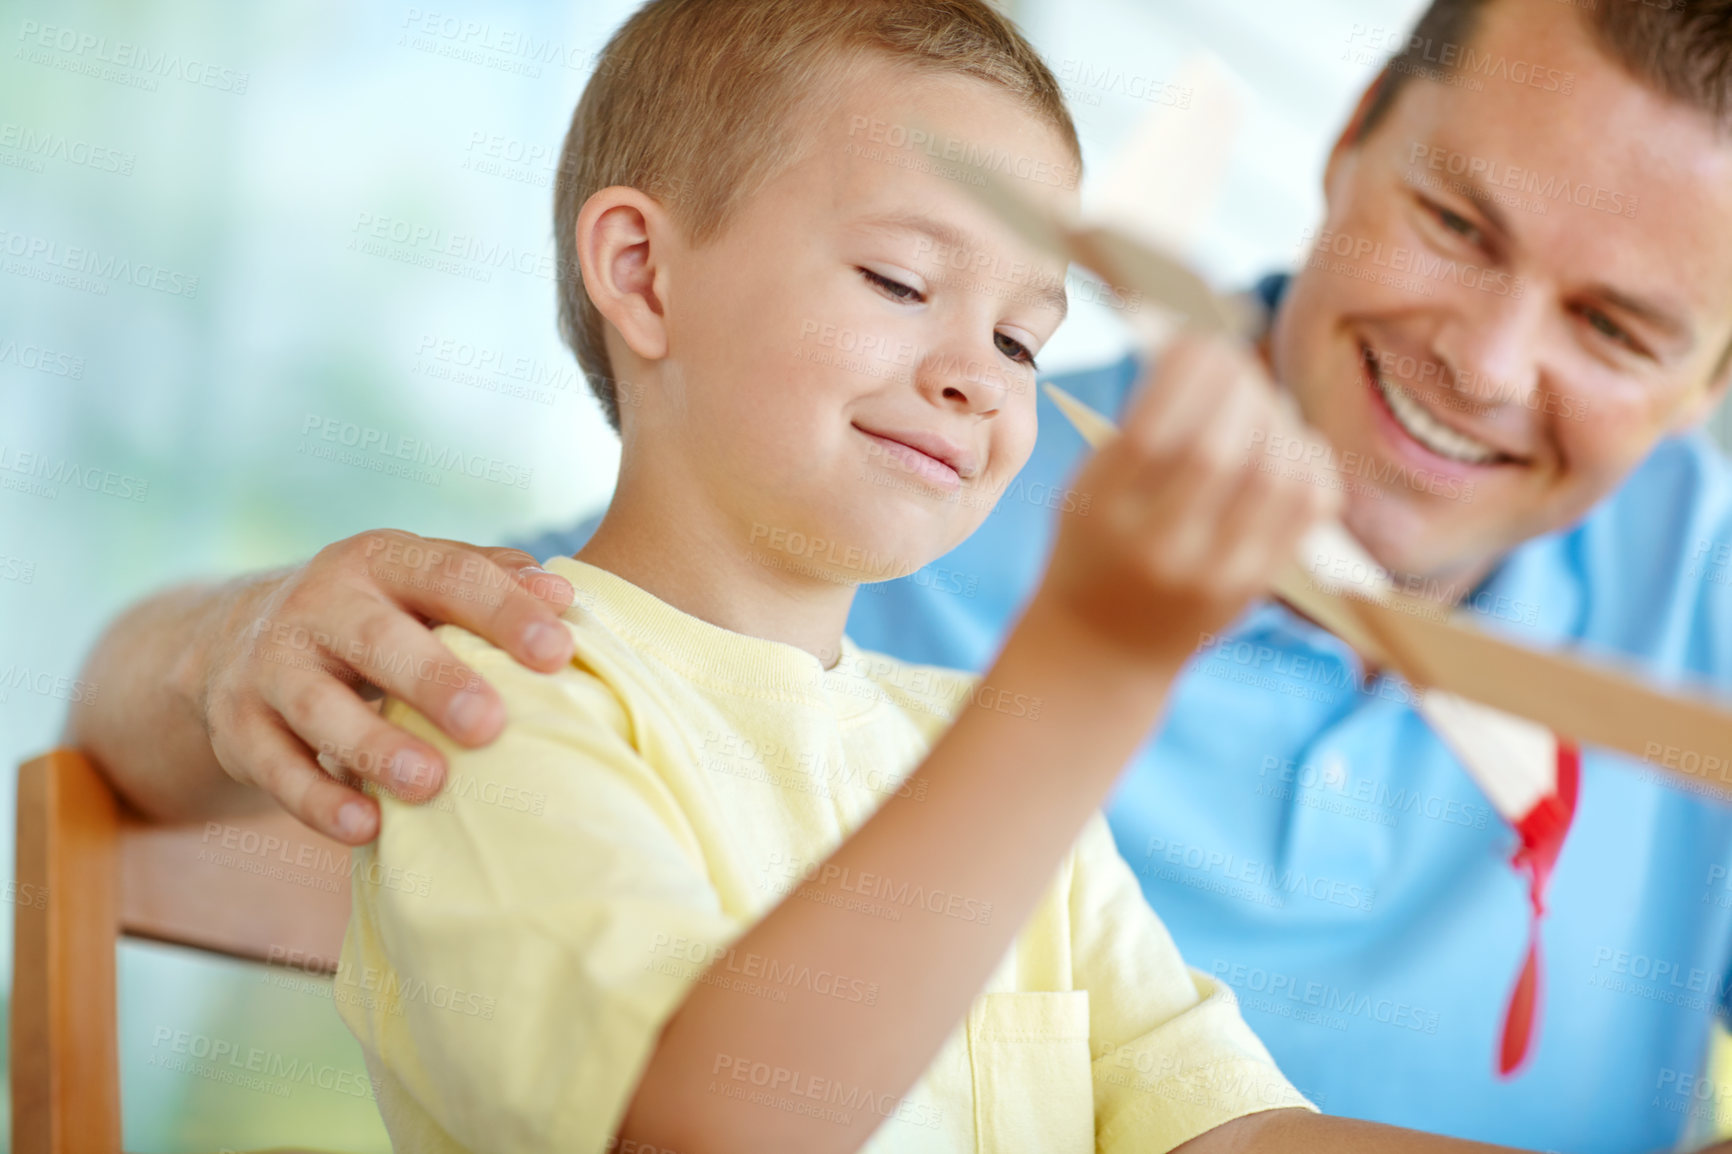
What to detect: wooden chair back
<box><xmin>12</xmin><ymin>749</ymin><xmax>352</xmax><ymax>1154</ymax></box>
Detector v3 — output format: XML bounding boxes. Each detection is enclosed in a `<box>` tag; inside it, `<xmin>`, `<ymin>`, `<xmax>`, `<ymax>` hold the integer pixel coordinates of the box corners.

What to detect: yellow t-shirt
<box><xmin>336</xmin><ymin>556</ymin><xmax>1311</xmax><ymax>1153</ymax></box>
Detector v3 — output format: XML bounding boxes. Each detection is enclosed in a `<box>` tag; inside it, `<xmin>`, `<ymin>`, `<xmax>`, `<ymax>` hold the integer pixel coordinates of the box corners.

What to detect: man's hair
<box><xmin>553</xmin><ymin>0</ymin><xmax>1080</xmax><ymax>433</ymax></box>
<box><xmin>1360</xmin><ymin>0</ymin><xmax>1732</xmax><ymax>138</ymax></box>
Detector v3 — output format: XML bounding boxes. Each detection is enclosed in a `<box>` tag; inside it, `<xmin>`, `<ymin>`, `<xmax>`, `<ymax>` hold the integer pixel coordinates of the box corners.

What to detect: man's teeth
<box><xmin>1372</xmin><ymin>369</ymin><xmax>1501</xmax><ymax>465</ymax></box>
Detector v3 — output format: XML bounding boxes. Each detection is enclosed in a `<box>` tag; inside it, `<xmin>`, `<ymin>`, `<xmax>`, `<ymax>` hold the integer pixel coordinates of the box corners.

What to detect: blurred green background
<box><xmin>11</xmin><ymin>0</ymin><xmax>1731</xmax><ymax>1150</ymax></box>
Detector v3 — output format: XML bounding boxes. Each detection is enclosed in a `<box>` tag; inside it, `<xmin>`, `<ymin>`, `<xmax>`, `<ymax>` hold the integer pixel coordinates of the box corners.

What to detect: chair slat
<box><xmin>13</xmin><ymin>750</ymin><xmax>123</xmax><ymax>1154</ymax></box>
<box><xmin>119</xmin><ymin>807</ymin><xmax>351</xmax><ymax>972</ymax></box>
<box><xmin>13</xmin><ymin>750</ymin><xmax>357</xmax><ymax>1154</ymax></box>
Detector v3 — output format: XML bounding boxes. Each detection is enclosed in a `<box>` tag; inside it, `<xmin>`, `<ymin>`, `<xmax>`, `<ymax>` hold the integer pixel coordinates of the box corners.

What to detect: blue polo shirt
<box><xmin>515</xmin><ymin>278</ymin><xmax>1732</xmax><ymax>1151</ymax></box>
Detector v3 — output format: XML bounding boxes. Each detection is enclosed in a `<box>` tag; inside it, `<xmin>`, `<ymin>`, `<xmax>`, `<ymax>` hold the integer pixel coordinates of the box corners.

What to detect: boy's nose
<box><xmin>913</xmin><ymin>346</ymin><xmax>1008</xmax><ymax>417</ymax></box>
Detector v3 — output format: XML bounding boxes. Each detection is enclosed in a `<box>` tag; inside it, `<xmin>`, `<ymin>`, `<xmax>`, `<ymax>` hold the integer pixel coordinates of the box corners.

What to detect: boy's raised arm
<box><xmin>1174</xmin><ymin>1110</ymin><xmax>1521</xmax><ymax>1153</ymax></box>
<box><xmin>617</xmin><ymin>335</ymin><xmax>1347</xmax><ymax>1153</ymax></box>
<box><xmin>63</xmin><ymin>530</ymin><xmax>576</xmax><ymax>841</ymax></box>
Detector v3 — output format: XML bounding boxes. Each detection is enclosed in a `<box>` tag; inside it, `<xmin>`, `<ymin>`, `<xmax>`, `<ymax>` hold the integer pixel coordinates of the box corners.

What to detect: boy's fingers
<box><xmin>376</xmin><ymin>552</ymin><xmax>575</xmax><ymax>675</ymax></box>
<box><xmin>232</xmin><ymin>718</ymin><xmax>381</xmax><ymax>845</ymax></box>
<box><xmin>1211</xmin><ymin>452</ymin><xmax>1309</xmax><ymax>594</ymax></box>
<box><xmin>1187</xmin><ymin>366</ymin><xmax>1267</xmax><ymax>480</ymax></box>
<box><xmin>1224</xmin><ymin>422</ymin><xmax>1339</xmax><ymax>592</ymax></box>
<box><xmin>260</xmin><ymin>669</ymin><xmax>448</xmax><ymax>801</ymax></box>
<box><xmin>1123</xmin><ymin>335</ymin><xmax>1262</xmax><ymax>459</ymax></box>
<box><xmin>1159</xmin><ymin>382</ymin><xmax>1268</xmax><ymax>569</ymax></box>
<box><xmin>1128</xmin><ymin>362</ymin><xmax>1261</xmax><ymax>534</ymax></box>
<box><xmin>1120</xmin><ymin>334</ymin><xmax>1212</xmax><ymax>456</ymax></box>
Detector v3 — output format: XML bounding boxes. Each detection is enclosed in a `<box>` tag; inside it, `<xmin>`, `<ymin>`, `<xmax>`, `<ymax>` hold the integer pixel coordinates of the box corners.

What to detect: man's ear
<box><xmin>1323</xmin><ymin>69</ymin><xmax>1390</xmax><ymax>196</ymax></box>
<box><xmin>575</xmin><ymin>186</ymin><xmax>671</xmax><ymax>364</ymax></box>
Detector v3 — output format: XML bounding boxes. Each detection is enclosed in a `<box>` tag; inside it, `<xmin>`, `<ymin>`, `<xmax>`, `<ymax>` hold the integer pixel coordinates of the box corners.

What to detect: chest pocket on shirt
<box><xmin>968</xmin><ymin>991</ymin><xmax>1092</xmax><ymax>1153</ymax></box>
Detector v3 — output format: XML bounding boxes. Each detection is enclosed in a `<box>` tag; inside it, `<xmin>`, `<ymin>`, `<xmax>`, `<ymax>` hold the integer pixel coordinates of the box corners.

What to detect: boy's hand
<box><xmin>192</xmin><ymin>529</ymin><xmax>576</xmax><ymax>843</ymax></box>
<box><xmin>1035</xmin><ymin>333</ymin><xmax>1340</xmax><ymax>671</ymax></box>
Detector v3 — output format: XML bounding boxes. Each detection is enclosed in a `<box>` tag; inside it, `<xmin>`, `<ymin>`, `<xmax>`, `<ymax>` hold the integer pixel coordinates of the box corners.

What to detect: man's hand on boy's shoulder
<box><xmin>194</xmin><ymin>528</ymin><xmax>576</xmax><ymax>845</ymax></box>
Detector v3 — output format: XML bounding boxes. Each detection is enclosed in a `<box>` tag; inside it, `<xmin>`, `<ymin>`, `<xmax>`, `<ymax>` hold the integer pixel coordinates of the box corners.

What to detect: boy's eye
<box><xmin>994</xmin><ymin>331</ymin><xmax>1037</xmax><ymax>368</ymax></box>
<box><xmin>860</xmin><ymin>267</ymin><xmax>924</xmax><ymax>303</ymax></box>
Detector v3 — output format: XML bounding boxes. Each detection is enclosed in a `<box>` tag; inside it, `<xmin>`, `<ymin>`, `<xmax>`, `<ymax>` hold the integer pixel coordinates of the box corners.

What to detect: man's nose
<box><xmin>1432</xmin><ymin>290</ymin><xmax>1547</xmax><ymax>410</ymax></box>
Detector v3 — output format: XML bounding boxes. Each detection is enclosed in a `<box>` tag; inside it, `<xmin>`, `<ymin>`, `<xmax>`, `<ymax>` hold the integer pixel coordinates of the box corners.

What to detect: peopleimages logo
<box><xmin>1143</xmin><ymin>836</ymin><xmax>1378</xmax><ymax>912</ymax></box>
<box><xmin>1299</xmin><ymin>226</ymin><xmax>1525</xmax><ymax>299</ymax></box>
<box><xmin>0</xmin><ymin>665</ymin><xmax>98</xmax><ymax>706</ymax></box>
<box><xmin>0</xmin><ymin>227</ymin><xmax>200</xmax><ymax>298</ymax></box>
<box><xmin>398</xmin><ymin>8</ymin><xmax>603</xmax><ymax>76</ymax></box>
<box><xmin>0</xmin><ymin>443</ymin><xmax>149</xmax><ymax>502</ymax></box>
<box><xmin>298</xmin><ymin>414</ymin><xmax>534</xmax><ymax>489</ymax></box>
<box><xmin>16</xmin><ymin>20</ymin><xmax>252</xmax><ymax>94</ymax></box>
<box><xmin>845</xmin><ymin>115</ymin><xmax>1080</xmax><ymax>190</ymax></box>
<box><xmin>347</xmin><ymin>211</ymin><xmax>577</xmax><ymax>284</ymax></box>
<box><xmin>0</xmin><ymin>122</ymin><xmax>136</xmax><ymax>175</ymax></box>
<box><xmin>1344</xmin><ymin>25</ymin><xmax>1575</xmax><ymax>95</ymax></box>
<box><xmin>1406</xmin><ymin>144</ymin><xmax>1638</xmax><ymax>219</ymax></box>
<box><xmin>0</xmin><ymin>337</ymin><xmax>84</xmax><ymax>379</ymax></box>
<box><xmin>1210</xmin><ymin>960</ymin><xmax>1441</xmax><ymax>1034</ymax></box>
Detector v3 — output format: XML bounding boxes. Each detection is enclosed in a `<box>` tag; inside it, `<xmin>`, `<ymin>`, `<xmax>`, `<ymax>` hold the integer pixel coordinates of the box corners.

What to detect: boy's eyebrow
<box><xmin>859</xmin><ymin>211</ymin><xmax>1069</xmax><ymax>320</ymax></box>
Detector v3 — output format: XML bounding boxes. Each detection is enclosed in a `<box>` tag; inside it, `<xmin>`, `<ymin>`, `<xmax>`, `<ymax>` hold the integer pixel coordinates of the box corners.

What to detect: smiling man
<box><xmin>1277</xmin><ymin>0</ymin><xmax>1732</xmax><ymax>593</ymax></box>
<box><xmin>67</xmin><ymin>0</ymin><xmax>1732</xmax><ymax>1149</ymax></box>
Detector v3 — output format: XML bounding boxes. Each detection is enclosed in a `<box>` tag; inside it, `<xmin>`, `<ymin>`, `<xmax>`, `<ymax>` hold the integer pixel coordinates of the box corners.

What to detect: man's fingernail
<box><xmin>392</xmin><ymin>753</ymin><xmax>436</xmax><ymax>790</ymax></box>
<box><xmin>518</xmin><ymin>565</ymin><xmax>573</xmax><ymax>602</ymax></box>
<box><xmin>524</xmin><ymin>621</ymin><xmax>569</xmax><ymax>664</ymax></box>
<box><xmin>336</xmin><ymin>802</ymin><xmax>374</xmax><ymax>838</ymax></box>
<box><xmin>447</xmin><ymin>689</ymin><xmax>490</xmax><ymax>736</ymax></box>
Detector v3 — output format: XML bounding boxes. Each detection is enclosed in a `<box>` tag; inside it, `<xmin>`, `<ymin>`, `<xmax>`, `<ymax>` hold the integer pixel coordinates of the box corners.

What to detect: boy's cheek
<box><xmin>994</xmin><ymin>413</ymin><xmax>1040</xmax><ymax>482</ymax></box>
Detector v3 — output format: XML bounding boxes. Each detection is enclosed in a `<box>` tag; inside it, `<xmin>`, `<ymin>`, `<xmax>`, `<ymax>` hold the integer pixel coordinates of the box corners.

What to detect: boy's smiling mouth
<box><xmin>853</xmin><ymin>422</ymin><xmax>978</xmax><ymax>491</ymax></box>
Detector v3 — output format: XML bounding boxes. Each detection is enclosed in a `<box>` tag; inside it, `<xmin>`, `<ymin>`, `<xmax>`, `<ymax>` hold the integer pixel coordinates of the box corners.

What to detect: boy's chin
<box><xmin>837</xmin><ymin>508</ymin><xmax>968</xmax><ymax>569</ymax></box>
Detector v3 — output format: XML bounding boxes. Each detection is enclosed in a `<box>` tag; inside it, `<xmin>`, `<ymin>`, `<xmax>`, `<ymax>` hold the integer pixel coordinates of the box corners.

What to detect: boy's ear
<box><xmin>575</xmin><ymin>186</ymin><xmax>671</xmax><ymax>363</ymax></box>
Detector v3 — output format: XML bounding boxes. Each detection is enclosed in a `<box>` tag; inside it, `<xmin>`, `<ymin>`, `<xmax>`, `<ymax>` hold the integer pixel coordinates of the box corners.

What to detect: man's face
<box><xmin>1274</xmin><ymin>0</ymin><xmax>1732</xmax><ymax>585</ymax></box>
<box><xmin>626</xmin><ymin>58</ymin><xmax>1074</xmax><ymax>585</ymax></box>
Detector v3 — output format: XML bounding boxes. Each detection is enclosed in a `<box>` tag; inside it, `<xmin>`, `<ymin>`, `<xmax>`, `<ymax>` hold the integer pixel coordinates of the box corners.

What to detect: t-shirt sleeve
<box><xmin>336</xmin><ymin>624</ymin><xmax>740</xmax><ymax>1154</ymax></box>
<box><xmin>1067</xmin><ymin>815</ymin><xmax>1315</xmax><ymax>1150</ymax></box>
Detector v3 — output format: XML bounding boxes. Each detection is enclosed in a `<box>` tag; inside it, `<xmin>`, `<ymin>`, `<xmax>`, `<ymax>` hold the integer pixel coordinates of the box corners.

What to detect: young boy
<box><xmin>335</xmin><ymin>2</ymin><xmax>1507</xmax><ymax>1151</ymax></box>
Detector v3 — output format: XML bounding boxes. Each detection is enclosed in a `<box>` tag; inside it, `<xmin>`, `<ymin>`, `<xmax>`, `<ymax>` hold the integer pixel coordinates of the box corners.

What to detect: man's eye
<box><xmin>994</xmin><ymin>331</ymin><xmax>1036</xmax><ymax>368</ymax></box>
<box><xmin>860</xmin><ymin>268</ymin><xmax>923</xmax><ymax>303</ymax></box>
<box><xmin>1433</xmin><ymin>204</ymin><xmax>1483</xmax><ymax>245</ymax></box>
<box><xmin>1573</xmin><ymin>303</ymin><xmax>1645</xmax><ymax>354</ymax></box>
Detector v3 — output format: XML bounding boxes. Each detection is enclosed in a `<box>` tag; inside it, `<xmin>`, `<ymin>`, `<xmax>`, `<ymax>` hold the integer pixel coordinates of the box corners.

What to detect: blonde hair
<box><xmin>554</xmin><ymin>0</ymin><xmax>1080</xmax><ymax>431</ymax></box>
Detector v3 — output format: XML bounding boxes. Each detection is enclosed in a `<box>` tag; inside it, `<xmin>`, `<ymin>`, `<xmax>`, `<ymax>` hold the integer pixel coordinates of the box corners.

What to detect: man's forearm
<box><xmin>64</xmin><ymin>571</ymin><xmax>287</xmax><ymax>820</ymax></box>
<box><xmin>58</xmin><ymin>529</ymin><xmax>577</xmax><ymax>843</ymax></box>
